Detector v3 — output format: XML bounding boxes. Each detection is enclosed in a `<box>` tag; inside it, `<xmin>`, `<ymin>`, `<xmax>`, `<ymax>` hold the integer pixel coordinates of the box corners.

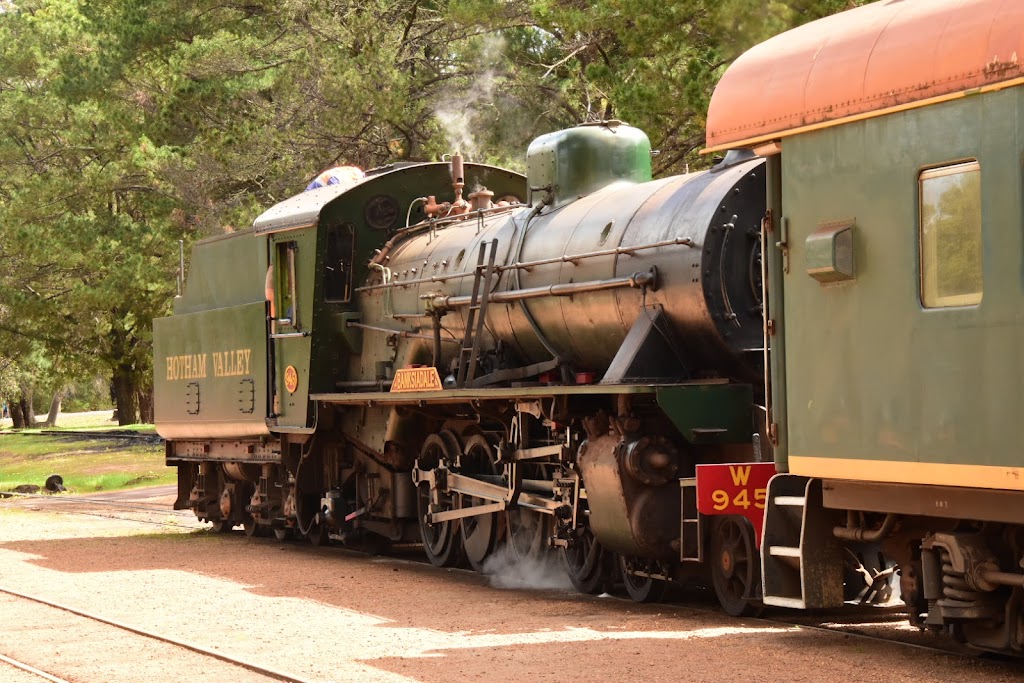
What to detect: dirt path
<box><xmin>0</xmin><ymin>490</ymin><xmax>1020</xmax><ymax>682</ymax></box>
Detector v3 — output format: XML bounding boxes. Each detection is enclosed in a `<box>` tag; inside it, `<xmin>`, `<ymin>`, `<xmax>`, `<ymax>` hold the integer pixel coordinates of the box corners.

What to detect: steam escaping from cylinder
<box><xmin>434</xmin><ymin>34</ymin><xmax>506</xmax><ymax>161</ymax></box>
<box><xmin>481</xmin><ymin>545</ymin><xmax>572</xmax><ymax>592</ymax></box>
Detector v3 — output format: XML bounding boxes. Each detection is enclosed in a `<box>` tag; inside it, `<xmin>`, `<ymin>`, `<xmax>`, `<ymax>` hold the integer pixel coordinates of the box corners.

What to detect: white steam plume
<box><xmin>481</xmin><ymin>544</ymin><xmax>573</xmax><ymax>592</ymax></box>
<box><xmin>434</xmin><ymin>34</ymin><xmax>507</xmax><ymax>160</ymax></box>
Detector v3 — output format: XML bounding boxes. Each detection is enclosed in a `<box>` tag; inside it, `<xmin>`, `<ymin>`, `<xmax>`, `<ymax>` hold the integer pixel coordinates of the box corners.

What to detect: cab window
<box><xmin>275</xmin><ymin>241</ymin><xmax>297</xmax><ymax>326</ymax></box>
<box><xmin>919</xmin><ymin>161</ymin><xmax>982</xmax><ymax>308</ymax></box>
<box><xmin>324</xmin><ymin>223</ymin><xmax>355</xmax><ymax>302</ymax></box>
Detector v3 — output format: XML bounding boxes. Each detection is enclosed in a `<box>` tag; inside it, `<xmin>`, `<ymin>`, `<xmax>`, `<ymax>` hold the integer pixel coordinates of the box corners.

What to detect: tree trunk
<box><xmin>10</xmin><ymin>400</ymin><xmax>25</xmax><ymax>429</ymax></box>
<box><xmin>137</xmin><ymin>387</ymin><xmax>154</xmax><ymax>424</ymax></box>
<box><xmin>112</xmin><ymin>365</ymin><xmax>140</xmax><ymax>425</ymax></box>
<box><xmin>42</xmin><ymin>388</ymin><xmax>65</xmax><ymax>428</ymax></box>
<box><xmin>18</xmin><ymin>387</ymin><xmax>36</xmax><ymax>428</ymax></box>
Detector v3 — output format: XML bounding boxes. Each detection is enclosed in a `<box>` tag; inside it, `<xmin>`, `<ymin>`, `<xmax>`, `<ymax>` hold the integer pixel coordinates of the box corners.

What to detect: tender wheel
<box><xmin>243</xmin><ymin>518</ymin><xmax>262</xmax><ymax>538</ymax></box>
<box><xmin>619</xmin><ymin>555</ymin><xmax>668</xmax><ymax>603</ymax></box>
<box><xmin>560</xmin><ymin>525</ymin><xmax>615</xmax><ymax>594</ymax></box>
<box><xmin>416</xmin><ymin>431</ymin><xmax>466</xmax><ymax>568</ymax></box>
<box><xmin>710</xmin><ymin>515</ymin><xmax>761</xmax><ymax>617</ymax></box>
<box><xmin>209</xmin><ymin>519</ymin><xmax>233</xmax><ymax>533</ymax></box>
<box><xmin>457</xmin><ymin>434</ymin><xmax>499</xmax><ymax>572</ymax></box>
<box><xmin>273</xmin><ymin>527</ymin><xmax>293</xmax><ymax>542</ymax></box>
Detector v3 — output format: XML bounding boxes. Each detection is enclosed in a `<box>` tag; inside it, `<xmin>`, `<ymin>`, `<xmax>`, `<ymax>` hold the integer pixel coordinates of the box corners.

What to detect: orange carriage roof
<box><xmin>705</xmin><ymin>0</ymin><xmax>1024</xmax><ymax>152</ymax></box>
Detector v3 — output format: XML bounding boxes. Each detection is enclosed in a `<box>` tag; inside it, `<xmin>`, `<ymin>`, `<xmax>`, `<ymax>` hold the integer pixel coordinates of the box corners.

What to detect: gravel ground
<box><xmin>0</xmin><ymin>490</ymin><xmax>1021</xmax><ymax>683</ymax></box>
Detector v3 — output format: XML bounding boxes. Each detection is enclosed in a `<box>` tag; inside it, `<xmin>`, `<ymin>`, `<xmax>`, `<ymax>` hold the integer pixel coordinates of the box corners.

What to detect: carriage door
<box><xmin>270</xmin><ymin>230</ymin><xmax>313</xmax><ymax>430</ymax></box>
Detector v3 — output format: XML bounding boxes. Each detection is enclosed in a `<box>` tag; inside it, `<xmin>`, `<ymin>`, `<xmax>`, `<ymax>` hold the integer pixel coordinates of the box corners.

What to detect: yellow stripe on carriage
<box><xmin>788</xmin><ymin>455</ymin><xmax>1024</xmax><ymax>492</ymax></box>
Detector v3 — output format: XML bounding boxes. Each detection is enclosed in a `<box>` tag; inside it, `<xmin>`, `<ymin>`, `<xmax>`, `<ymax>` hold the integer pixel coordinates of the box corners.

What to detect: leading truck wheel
<box><xmin>619</xmin><ymin>555</ymin><xmax>668</xmax><ymax>603</ymax></box>
<box><xmin>561</xmin><ymin>525</ymin><xmax>615</xmax><ymax>594</ymax></box>
<box><xmin>416</xmin><ymin>432</ymin><xmax>466</xmax><ymax>568</ymax></box>
<box><xmin>710</xmin><ymin>515</ymin><xmax>761</xmax><ymax>617</ymax></box>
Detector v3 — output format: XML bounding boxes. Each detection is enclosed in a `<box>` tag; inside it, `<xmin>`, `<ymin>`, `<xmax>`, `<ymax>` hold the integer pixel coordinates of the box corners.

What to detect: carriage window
<box><xmin>919</xmin><ymin>161</ymin><xmax>982</xmax><ymax>308</ymax></box>
<box><xmin>324</xmin><ymin>223</ymin><xmax>355</xmax><ymax>302</ymax></box>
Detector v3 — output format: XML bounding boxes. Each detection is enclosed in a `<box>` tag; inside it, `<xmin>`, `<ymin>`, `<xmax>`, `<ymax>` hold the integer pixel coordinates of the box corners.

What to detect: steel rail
<box><xmin>654</xmin><ymin>596</ymin><xmax>980</xmax><ymax>660</ymax></box>
<box><xmin>0</xmin><ymin>653</ymin><xmax>71</xmax><ymax>683</ymax></box>
<box><xmin>2</xmin><ymin>494</ymin><xmax>198</xmax><ymax>530</ymax></box>
<box><xmin>0</xmin><ymin>586</ymin><xmax>318</xmax><ymax>683</ymax></box>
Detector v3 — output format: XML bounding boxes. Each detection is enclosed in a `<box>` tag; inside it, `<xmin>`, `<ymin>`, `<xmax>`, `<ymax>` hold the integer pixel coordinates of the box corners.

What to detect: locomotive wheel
<box><xmin>457</xmin><ymin>434</ymin><xmax>499</xmax><ymax>572</ymax></box>
<box><xmin>273</xmin><ymin>527</ymin><xmax>293</xmax><ymax>542</ymax></box>
<box><xmin>416</xmin><ymin>432</ymin><xmax>466</xmax><ymax>568</ymax></box>
<box><xmin>504</xmin><ymin>461</ymin><xmax>550</xmax><ymax>563</ymax></box>
<box><xmin>506</xmin><ymin>505</ymin><xmax>548</xmax><ymax>562</ymax></box>
<box><xmin>307</xmin><ymin>514</ymin><xmax>330</xmax><ymax>546</ymax></box>
<box><xmin>619</xmin><ymin>555</ymin><xmax>668</xmax><ymax>603</ymax></box>
<box><xmin>209</xmin><ymin>519</ymin><xmax>233</xmax><ymax>533</ymax></box>
<box><xmin>560</xmin><ymin>525</ymin><xmax>615</xmax><ymax>594</ymax></box>
<box><xmin>710</xmin><ymin>515</ymin><xmax>761</xmax><ymax>617</ymax></box>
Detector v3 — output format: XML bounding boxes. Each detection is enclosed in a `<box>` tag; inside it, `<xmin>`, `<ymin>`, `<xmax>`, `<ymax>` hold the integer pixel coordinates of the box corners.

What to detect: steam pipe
<box><xmin>346</xmin><ymin>321</ymin><xmax>459</xmax><ymax>344</ymax></box>
<box><xmin>423</xmin><ymin>268</ymin><xmax>659</xmax><ymax>312</ymax></box>
<box><xmin>832</xmin><ymin>513</ymin><xmax>898</xmax><ymax>542</ymax></box>
<box><xmin>356</xmin><ymin>236</ymin><xmax>695</xmax><ymax>293</ymax></box>
<box><xmin>370</xmin><ymin>203</ymin><xmax>523</xmax><ymax>267</ymax></box>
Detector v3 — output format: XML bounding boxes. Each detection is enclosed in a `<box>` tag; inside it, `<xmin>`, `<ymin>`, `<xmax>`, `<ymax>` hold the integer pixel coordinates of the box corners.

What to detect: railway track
<box><xmin>0</xmin><ymin>652</ymin><xmax>71</xmax><ymax>683</ymax></box>
<box><xmin>0</xmin><ymin>587</ymin><xmax>317</xmax><ymax>683</ymax></box>
<box><xmin>0</xmin><ymin>488</ymin><xmax>992</xmax><ymax>663</ymax></box>
<box><xmin>0</xmin><ymin>490</ymin><xmax>199</xmax><ymax>530</ymax></box>
<box><xmin>258</xmin><ymin>529</ymin><xmax>983</xmax><ymax>660</ymax></box>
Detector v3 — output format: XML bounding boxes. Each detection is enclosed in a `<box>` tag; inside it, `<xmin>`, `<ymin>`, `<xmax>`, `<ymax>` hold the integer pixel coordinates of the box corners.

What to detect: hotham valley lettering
<box><xmin>166</xmin><ymin>348</ymin><xmax>252</xmax><ymax>381</ymax></box>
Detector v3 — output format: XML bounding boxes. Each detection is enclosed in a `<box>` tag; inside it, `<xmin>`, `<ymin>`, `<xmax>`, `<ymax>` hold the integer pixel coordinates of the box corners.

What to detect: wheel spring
<box><xmin>940</xmin><ymin>549</ymin><xmax>983</xmax><ymax>603</ymax></box>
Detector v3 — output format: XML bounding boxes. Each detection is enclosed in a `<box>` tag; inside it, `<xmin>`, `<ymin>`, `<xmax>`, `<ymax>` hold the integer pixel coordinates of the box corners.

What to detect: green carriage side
<box><xmin>707</xmin><ymin>0</ymin><xmax>1024</xmax><ymax>496</ymax></box>
<box><xmin>707</xmin><ymin>0</ymin><xmax>1024</xmax><ymax>650</ymax></box>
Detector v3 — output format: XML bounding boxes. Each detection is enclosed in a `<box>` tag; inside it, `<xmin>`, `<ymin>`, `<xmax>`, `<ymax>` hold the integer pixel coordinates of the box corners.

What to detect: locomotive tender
<box><xmin>155</xmin><ymin>0</ymin><xmax>1024</xmax><ymax>656</ymax></box>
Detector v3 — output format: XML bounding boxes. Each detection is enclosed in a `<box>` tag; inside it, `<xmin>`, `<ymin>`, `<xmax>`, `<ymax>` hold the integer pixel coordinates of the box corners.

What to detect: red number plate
<box><xmin>696</xmin><ymin>462</ymin><xmax>776</xmax><ymax>546</ymax></box>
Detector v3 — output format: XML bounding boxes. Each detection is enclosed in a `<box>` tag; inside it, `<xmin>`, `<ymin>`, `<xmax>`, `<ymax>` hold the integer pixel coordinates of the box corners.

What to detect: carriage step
<box><xmin>761</xmin><ymin>475</ymin><xmax>845</xmax><ymax>609</ymax></box>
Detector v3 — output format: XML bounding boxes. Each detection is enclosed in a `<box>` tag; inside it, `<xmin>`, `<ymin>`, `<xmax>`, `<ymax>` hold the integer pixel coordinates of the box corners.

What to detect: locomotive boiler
<box><xmin>370</xmin><ymin>122</ymin><xmax>764</xmax><ymax>385</ymax></box>
<box><xmin>156</xmin><ymin>120</ymin><xmax>771</xmax><ymax>612</ymax></box>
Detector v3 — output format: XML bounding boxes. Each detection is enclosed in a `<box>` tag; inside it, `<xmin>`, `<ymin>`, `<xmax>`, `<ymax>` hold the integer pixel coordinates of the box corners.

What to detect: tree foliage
<box><xmin>0</xmin><ymin>0</ymin><xmax>866</xmax><ymax>425</ymax></box>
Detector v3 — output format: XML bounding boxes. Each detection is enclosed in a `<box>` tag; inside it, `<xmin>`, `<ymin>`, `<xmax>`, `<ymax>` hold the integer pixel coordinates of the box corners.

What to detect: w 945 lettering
<box><xmin>711</xmin><ymin>486</ymin><xmax>767</xmax><ymax>511</ymax></box>
<box><xmin>696</xmin><ymin>463</ymin><xmax>776</xmax><ymax>517</ymax></box>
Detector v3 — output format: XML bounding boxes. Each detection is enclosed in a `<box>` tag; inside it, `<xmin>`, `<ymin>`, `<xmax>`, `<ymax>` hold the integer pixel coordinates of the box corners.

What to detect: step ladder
<box><xmin>761</xmin><ymin>474</ymin><xmax>845</xmax><ymax>608</ymax></box>
<box><xmin>679</xmin><ymin>478</ymin><xmax>703</xmax><ymax>562</ymax></box>
<box><xmin>456</xmin><ymin>239</ymin><xmax>498</xmax><ymax>388</ymax></box>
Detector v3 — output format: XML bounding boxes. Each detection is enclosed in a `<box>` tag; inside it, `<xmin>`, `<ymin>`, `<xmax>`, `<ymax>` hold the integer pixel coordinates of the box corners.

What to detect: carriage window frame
<box><xmin>918</xmin><ymin>160</ymin><xmax>983</xmax><ymax>309</ymax></box>
<box><xmin>324</xmin><ymin>222</ymin><xmax>356</xmax><ymax>303</ymax></box>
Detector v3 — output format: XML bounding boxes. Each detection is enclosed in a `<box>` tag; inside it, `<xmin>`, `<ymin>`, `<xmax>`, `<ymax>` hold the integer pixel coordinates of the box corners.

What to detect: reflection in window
<box><xmin>325</xmin><ymin>223</ymin><xmax>355</xmax><ymax>302</ymax></box>
<box><xmin>919</xmin><ymin>161</ymin><xmax>982</xmax><ymax>308</ymax></box>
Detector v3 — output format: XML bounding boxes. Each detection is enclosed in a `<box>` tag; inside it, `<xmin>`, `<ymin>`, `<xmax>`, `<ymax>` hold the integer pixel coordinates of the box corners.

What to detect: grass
<box><xmin>0</xmin><ymin>413</ymin><xmax>174</xmax><ymax>493</ymax></box>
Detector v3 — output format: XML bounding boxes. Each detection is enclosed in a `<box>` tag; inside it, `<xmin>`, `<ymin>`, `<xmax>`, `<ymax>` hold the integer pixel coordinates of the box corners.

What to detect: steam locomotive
<box><xmin>155</xmin><ymin>0</ymin><xmax>1024</xmax><ymax>656</ymax></box>
<box><xmin>156</xmin><ymin>120</ymin><xmax>769</xmax><ymax>611</ymax></box>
